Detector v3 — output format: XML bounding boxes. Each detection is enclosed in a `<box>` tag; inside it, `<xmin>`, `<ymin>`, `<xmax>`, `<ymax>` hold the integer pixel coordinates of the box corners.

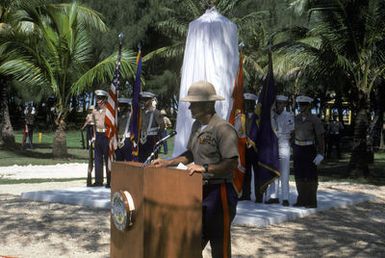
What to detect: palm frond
<box><xmin>143</xmin><ymin>42</ymin><xmax>185</xmax><ymax>62</ymax></box>
<box><xmin>72</xmin><ymin>50</ymin><xmax>137</xmax><ymax>94</ymax></box>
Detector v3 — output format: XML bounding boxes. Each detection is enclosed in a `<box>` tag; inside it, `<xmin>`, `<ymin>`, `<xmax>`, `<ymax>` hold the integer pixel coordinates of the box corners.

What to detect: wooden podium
<box><xmin>110</xmin><ymin>162</ymin><xmax>202</xmax><ymax>258</ymax></box>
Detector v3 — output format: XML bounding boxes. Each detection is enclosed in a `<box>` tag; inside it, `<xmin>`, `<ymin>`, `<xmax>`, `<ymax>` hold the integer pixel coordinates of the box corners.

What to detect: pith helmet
<box><xmin>181</xmin><ymin>81</ymin><xmax>225</xmax><ymax>102</ymax></box>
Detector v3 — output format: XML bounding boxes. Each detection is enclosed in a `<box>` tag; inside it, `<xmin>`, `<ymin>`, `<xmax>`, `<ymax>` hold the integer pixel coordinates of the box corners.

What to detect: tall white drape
<box><xmin>172</xmin><ymin>8</ymin><xmax>239</xmax><ymax>156</ymax></box>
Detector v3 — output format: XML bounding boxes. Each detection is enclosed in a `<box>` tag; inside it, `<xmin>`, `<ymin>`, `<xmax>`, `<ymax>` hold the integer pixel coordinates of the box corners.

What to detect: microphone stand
<box><xmin>142</xmin><ymin>143</ymin><xmax>162</xmax><ymax>167</ymax></box>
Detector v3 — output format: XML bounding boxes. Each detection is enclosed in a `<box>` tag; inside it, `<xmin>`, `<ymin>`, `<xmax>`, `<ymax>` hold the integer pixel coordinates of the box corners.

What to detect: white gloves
<box><xmin>313</xmin><ymin>154</ymin><xmax>324</xmax><ymax>166</ymax></box>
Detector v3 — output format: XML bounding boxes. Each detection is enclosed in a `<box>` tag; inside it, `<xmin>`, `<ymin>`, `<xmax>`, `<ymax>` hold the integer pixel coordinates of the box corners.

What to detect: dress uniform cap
<box><xmin>243</xmin><ymin>93</ymin><xmax>258</xmax><ymax>101</ymax></box>
<box><xmin>139</xmin><ymin>91</ymin><xmax>156</xmax><ymax>99</ymax></box>
<box><xmin>118</xmin><ymin>98</ymin><xmax>132</xmax><ymax>105</ymax></box>
<box><xmin>181</xmin><ymin>81</ymin><xmax>225</xmax><ymax>102</ymax></box>
<box><xmin>95</xmin><ymin>89</ymin><xmax>108</xmax><ymax>97</ymax></box>
<box><xmin>296</xmin><ymin>95</ymin><xmax>313</xmax><ymax>103</ymax></box>
<box><xmin>276</xmin><ymin>95</ymin><xmax>289</xmax><ymax>102</ymax></box>
<box><xmin>160</xmin><ymin>109</ymin><xmax>167</xmax><ymax>115</ymax></box>
<box><xmin>88</xmin><ymin>105</ymin><xmax>95</xmax><ymax>110</ymax></box>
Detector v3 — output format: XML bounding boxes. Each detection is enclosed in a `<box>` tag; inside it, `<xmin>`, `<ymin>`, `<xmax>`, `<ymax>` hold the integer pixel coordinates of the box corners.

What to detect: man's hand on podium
<box><xmin>186</xmin><ymin>163</ymin><xmax>204</xmax><ymax>176</ymax></box>
<box><xmin>151</xmin><ymin>158</ymin><xmax>171</xmax><ymax>168</ymax></box>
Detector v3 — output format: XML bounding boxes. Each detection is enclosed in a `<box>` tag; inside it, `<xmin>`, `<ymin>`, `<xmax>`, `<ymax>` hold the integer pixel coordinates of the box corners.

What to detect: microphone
<box><xmin>142</xmin><ymin>131</ymin><xmax>177</xmax><ymax>166</ymax></box>
<box><xmin>155</xmin><ymin>131</ymin><xmax>177</xmax><ymax>146</ymax></box>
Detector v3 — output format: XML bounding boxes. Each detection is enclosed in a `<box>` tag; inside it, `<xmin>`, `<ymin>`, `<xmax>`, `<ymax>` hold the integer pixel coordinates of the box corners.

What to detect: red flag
<box><xmin>229</xmin><ymin>52</ymin><xmax>246</xmax><ymax>197</ymax></box>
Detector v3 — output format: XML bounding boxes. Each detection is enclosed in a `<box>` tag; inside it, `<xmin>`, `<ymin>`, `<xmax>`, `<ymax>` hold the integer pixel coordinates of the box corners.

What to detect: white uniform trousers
<box><xmin>267</xmin><ymin>142</ymin><xmax>291</xmax><ymax>201</ymax></box>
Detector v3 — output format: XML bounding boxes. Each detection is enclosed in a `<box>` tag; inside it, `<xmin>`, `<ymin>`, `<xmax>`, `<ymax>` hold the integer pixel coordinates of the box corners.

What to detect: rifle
<box><xmin>80</xmin><ymin>129</ymin><xmax>85</xmax><ymax>149</ymax></box>
<box><xmin>87</xmin><ymin>139</ymin><xmax>94</xmax><ymax>186</ymax></box>
<box><xmin>87</xmin><ymin>114</ymin><xmax>97</xmax><ymax>186</ymax></box>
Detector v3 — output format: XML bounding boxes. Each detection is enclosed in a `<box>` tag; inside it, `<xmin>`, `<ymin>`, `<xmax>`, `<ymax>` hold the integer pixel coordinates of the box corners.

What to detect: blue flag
<box><xmin>249</xmin><ymin>51</ymin><xmax>280</xmax><ymax>195</ymax></box>
<box><xmin>129</xmin><ymin>50</ymin><xmax>142</xmax><ymax>161</ymax></box>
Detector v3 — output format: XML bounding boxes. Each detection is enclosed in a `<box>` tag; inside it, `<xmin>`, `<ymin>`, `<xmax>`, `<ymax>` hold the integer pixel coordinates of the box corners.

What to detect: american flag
<box><xmin>105</xmin><ymin>35</ymin><xmax>123</xmax><ymax>172</ymax></box>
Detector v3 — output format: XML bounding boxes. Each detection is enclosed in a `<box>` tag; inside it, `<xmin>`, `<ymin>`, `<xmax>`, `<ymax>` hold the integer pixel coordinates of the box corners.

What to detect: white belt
<box><xmin>96</xmin><ymin>128</ymin><xmax>106</xmax><ymax>133</ymax></box>
<box><xmin>295</xmin><ymin>140</ymin><xmax>314</xmax><ymax>146</ymax></box>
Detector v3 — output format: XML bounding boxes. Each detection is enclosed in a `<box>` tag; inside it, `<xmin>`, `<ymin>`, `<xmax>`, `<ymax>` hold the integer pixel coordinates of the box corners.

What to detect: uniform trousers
<box><xmin>115</xmin><ymin>138</ymin><xmax>133</xmax><ymax>161</ymax></box>
<box><xmin>241</xmin><ymin>147</ymin><xmax>262</xmax><ymax>201</ymax></box>
<box><xmin>94</xmin><ymin>132</ymin><xmax>108</xmax><ymax>185</ymax></box>
<box><xmin>202</xmin><ymin>182</ymin><xmax>237</xmax><ymax>258</ymax></box>
<box><xmin>267</xmin><ymin>142</ymin><xmax>291</xmax><ymax>201</ymax></box>
<box><xmin>138</xmin><ymin>135</ymin><xmax>159</xmax><ymax>163</ymax></box>
<box><xmin>293</xmin><ymin>144</ymin><xmax>318</xmax><ymax>207</ymax></box>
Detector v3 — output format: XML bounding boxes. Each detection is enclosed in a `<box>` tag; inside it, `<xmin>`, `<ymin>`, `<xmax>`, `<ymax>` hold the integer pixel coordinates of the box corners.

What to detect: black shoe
<box><xmin>105</xmin><ymin>184</ymin><xmax>111</xmax><ymax>188</ymax></box>
<box><xmin>282</xmin><ymin>200</ymin><xmax>290</xmax><ymax>206</ymax></box>
<box><xmin>239</xmin><ymin>196</ymin><xmax>251</xmax><ymax>201</ymax></box>
<box><xmin>265</xmin><ymin>198</ymin><xmax>279</xmax><ymax>204</ymax></box>
<box><xmin>293</xmin><ymin>202</ymin><xmax>305</xmax><ymax>207</ymax></box>
<box><xmin>305</xmin><ymin>204</ymin><xmax>317</xmax><ymax>209</ymax></box>
<box><xmin>91</xmin><ymin>183</ymin><xmax>103</xmax><ymax>187</ymax></box>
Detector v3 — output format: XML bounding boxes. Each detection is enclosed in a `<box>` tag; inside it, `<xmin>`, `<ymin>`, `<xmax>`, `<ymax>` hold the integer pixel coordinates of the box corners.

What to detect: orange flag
<box><xmin>229</xmin><ymin>52</ymin><xmax>246</xmax><ymax>197</ymax></box>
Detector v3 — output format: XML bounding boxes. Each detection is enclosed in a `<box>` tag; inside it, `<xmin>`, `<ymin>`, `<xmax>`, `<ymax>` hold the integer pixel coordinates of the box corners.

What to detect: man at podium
<box><xmin>153</xmin><ymin>81</ymin><xmax>239</xmax><ymax>258</ymax></box>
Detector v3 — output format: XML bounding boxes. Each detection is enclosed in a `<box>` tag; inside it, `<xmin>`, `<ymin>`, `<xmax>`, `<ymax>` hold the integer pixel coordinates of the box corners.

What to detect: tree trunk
<box><xmin>348</xmin><ymin>107</ymin><xmax>369</xmax><ymax>177</ymax></box>
<box><xmin>52</xmin><ymin>118</ymin><xmax>68</xmax><ymax>158</ymax></box>
<box><xmin>0</xmin><ymin>78</ymin><xmax>15</xmax><ymax>147</ymax></box>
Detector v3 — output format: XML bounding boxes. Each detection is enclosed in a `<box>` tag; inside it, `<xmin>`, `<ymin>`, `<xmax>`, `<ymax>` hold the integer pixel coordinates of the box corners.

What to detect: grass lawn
<box><xmin>0</xmin><ymin>130</ymin><xmax>174</xmax><ymax>167</ymax></box>
<box><xmin>0</xmin><ymin>130</ymin><xmax>88</xmax><ymax>166</ymax></box>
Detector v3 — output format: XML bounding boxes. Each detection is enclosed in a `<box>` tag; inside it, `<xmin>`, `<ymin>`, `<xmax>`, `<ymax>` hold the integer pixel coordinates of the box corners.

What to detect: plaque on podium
<box><xmin>110</xmin><ymin>161</ymin><xmax>202</xmax><ymax>258</ymax></box>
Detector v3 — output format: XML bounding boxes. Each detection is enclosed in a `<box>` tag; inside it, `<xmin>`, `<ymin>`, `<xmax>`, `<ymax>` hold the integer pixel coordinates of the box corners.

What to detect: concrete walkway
<box><xmin>1</xmin><ymin>163</ymin><xmax>375</xmax><ymax>228</ymax></box>
<box><xmin>21</xmin><ymin>185</ymin><xmax>375</xmax><ymax>228</ymax></box>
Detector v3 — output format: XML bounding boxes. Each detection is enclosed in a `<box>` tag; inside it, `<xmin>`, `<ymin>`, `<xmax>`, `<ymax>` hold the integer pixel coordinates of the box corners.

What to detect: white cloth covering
<box><xmin>172</xmin><ymin>8</ymin><xmax>239</xmax><ymax>156</ymax></box>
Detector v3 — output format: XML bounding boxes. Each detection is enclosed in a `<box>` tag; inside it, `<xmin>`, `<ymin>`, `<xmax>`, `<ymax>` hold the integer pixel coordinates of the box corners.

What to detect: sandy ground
<box><xmin>0</xmin><ymin>165</ymin><xmax>384</xmax><ymax>257</ymax></box>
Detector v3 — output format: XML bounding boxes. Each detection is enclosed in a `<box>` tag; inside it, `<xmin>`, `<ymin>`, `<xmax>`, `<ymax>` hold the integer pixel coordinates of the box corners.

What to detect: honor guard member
<box><xmin>81</xmin><ymin>105</ymin><xmax>95</xmax><ymax>150</ymax></box>
<box><xmin>115</xmin><ymin>98</ymin><xmax>133</xmax><ymax>161</ymax></box>
<box><xmin>153</xmin><ymin>81</ymin><xmax>239</xmax><ymax>258</ymax></box>
<box><xmin>326</xmin><ymin>113</ymin><xmax>344</xmax><ymax>159</ymax></box>
<box><xmin>92</xmin><ymin>89</ymin><xmax>109</xmax><ymax>187</ymax></box>
<box><xmin>160</xmin><ymin>109</ymin><xmax>172</xmax><ymax>154</ymax></box>
<box><xmin>266</xmin><ymin>95</ymin><xmax>294</xmax><ymax>206</ymax></box>
<box><xmin>138</xmin><ymin>91</ymin><xmax>164</xmax><ymax>163</ymax></box>
<box><xmin>240</xmin><ymin>93</ymin><xmax>261</xmax><ymax>202</ymax></box>
<box><xmin>293</xmin><ymin>95</ymin><xmax>325</xmax><ymax>208</ymax></box>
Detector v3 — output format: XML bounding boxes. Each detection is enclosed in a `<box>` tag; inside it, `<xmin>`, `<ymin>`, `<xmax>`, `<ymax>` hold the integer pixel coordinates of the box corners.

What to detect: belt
<box><xmin>96</xmin><ymin>128</ymin><xmax>106</xmax><ymax>133</ymax></box>
<box><xmin>203</xmin><ymin>179</ymin><xmax>228</xmax><ymax>185</ymax></box>
<box><xmin>295</xmin><ymin>140</ymin><xmax>314</xmax><ymax>146</ymax></box>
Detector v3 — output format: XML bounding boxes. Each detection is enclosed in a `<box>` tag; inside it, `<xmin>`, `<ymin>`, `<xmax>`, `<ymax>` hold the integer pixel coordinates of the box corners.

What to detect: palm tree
<box><xmin>275</xmin><ymin>0</ymin><xmax>385</xmax><ymax>176</ymax></box>
<box><xmin>0</xmin><ymin>1</ymin><xmax>137</xmax><ymax>157</ymax></box>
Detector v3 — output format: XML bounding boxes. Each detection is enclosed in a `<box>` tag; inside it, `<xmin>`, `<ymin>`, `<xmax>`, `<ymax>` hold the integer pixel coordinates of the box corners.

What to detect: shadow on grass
<box><xmin>319</xmin><ymin>153</ymin><xmax>385</xmax><ymax>186</ymax></box>
<box><xmin>0</xmin><ymin>143</ymin><xmax>87</xmax><ymax>161</ymax></box>
<box><xmin>0</xmin><ymin>194</ymin><xmax>109</xmax><ymax>256</ymax></box>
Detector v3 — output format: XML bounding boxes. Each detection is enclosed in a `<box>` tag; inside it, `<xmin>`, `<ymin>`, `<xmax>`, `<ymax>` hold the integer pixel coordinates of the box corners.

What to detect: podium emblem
<box><xmin>111</xmin><ymin>190</ymin><xmax>136</xmax><ymax>231</ymax></box>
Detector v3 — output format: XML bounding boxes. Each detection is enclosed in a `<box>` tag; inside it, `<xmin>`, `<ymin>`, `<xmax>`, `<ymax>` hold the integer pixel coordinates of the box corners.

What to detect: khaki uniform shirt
<box><xmin>163</xmin><ymin>116</ymin><xmax>172</xmax><ymax>129</ymax></box>
<box><xmin>141</xmin><ymin>108</ymin><xmax>164</xmax><ymax>135</ymax></box>
<box><xmin>92</xmin><ymin>108</ymin><xmax>106</xmax><ymax>130</ymax></box>
<box><xmin>84</xmin><ymin>113</ymin><xmax>95</xmax><ymax>126</ymax></box>
<box><xmin>187</xmin><ymin>114</ymin><xmax>239</xmax><ymax>181</ymax></box>
<box><xmin>295</xmin><ymin>113</ymin><xmax>325</xmax><ymax>142</ymax></box>
<box><xmin>118</xmin><ymin>112</ymin><xmax>131</xmax><ymax>138</ymax></box>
